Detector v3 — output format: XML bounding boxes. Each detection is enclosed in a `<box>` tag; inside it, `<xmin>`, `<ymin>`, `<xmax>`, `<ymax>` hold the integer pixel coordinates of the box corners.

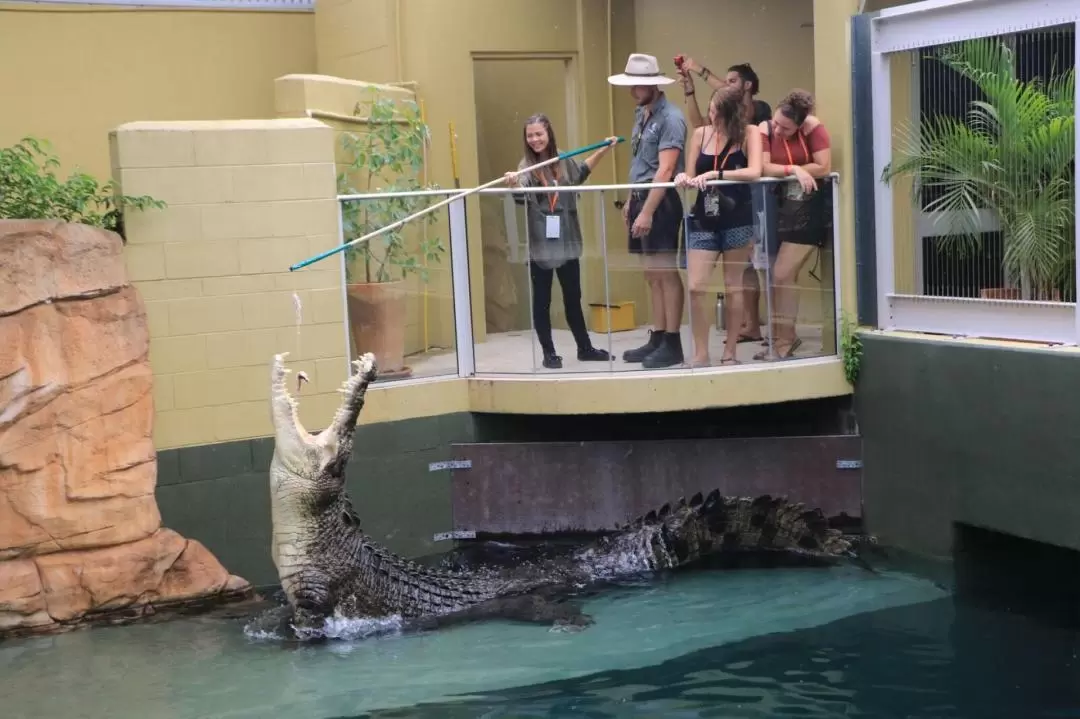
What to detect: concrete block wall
<box><xmin>274</xmin><ymin>73</ymin><xmax>457</xmax><ymax>356</ymax></box>
<box><xmin>110</xmin><ymin>118</ymin><xmax>348</xmax><ymax>450</ymax></box>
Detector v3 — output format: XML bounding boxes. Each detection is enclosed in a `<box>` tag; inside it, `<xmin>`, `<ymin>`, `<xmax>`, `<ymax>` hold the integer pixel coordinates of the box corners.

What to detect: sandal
<box><xmin>760</xmin><ymin>336</ymin><xmax>802</xmax><ymax>351</ymax></box>
<box><xmin>737</xmin><ymin>334</ymin><xmax>763</xmax><ymax>344</ymax></box>
<box><xmin>753</xmin><ymin>342</ymin><xmax>799</xmax><ymax>361</ymax></box>
<box><xmin>720</xmin><ymin>357</ymin><xmax>741</xmax><ymax>365</ymax></box>
<box><xmin>754</xmin><ymin>337</ymin><xmax>802</xmax><ymax>359</ymax></box>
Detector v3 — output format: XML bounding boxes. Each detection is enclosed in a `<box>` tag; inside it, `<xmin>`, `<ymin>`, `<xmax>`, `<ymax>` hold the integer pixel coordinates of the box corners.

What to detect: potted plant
<box><xmin>338</xmin><ymin>88</ymin><xmax>446</xmax><ymax>380</ymax></box>
<box><xmin>882</xmin><ymin>36</ymin><xmax>1075</xmax><ymax>301</ymax></box>
<box><xmin>1</xmin><ymin>136</ymin><xmax>165</xmax><ymax>238</ymax></box>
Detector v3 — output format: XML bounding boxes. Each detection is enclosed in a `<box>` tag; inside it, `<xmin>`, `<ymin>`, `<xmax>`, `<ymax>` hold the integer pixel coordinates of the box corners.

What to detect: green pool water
<box><xmin>2</xmin><ymin>561</ymin><xmax>1077</xmax><ymax>718</ymax></box>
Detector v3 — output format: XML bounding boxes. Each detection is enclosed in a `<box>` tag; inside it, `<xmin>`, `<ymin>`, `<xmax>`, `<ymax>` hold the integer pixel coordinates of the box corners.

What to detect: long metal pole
<box><xmin>289</xmin><ymin>137</ymin><xmax>624</xmax><ymax>272</ymax></box>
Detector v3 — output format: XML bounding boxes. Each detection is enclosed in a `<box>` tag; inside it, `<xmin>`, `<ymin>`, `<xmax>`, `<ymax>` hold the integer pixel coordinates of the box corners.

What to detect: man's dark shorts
<box><xmin>627</xmin><ymin>188</ymin><xmax>683</xmax><ymax>255</ymax></box>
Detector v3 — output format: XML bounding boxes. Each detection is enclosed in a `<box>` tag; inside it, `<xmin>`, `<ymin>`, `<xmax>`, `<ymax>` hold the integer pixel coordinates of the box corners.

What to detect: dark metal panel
<box><xmin>857</xmin><ymin>334</ymin><xmax>1080</xmax><ymax>557</ymax></box>
<box><xmin>851</xmin><ymin>13</ymin><xmax>879</xmax><ymax>327</ymax></box>
<box><xmin>448</xmin><ymin>436</ymin><xmax>862</xmax><ymax>535</ymax></box>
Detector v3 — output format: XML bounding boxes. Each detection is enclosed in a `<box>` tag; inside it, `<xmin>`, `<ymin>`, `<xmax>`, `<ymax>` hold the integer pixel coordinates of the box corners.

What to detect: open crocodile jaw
<box><xmin>267</xmin><ymin>351</ymin><xmax>377</xmax><ymax>617</ymax></box>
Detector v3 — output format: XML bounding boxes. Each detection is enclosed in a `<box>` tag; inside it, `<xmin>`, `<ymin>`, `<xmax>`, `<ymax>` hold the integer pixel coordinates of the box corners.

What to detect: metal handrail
<box><xmin>337</xmin><ymin>173</ymin><xmax>841</xmax><ymax>202</ymax></box>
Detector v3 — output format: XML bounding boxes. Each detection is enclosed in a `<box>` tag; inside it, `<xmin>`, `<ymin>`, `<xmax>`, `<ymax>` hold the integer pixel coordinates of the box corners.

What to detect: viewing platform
<box><xmin>335</xmin><ymin>175</ymin><xmax>850</xmax><ymax>423</ymax></box>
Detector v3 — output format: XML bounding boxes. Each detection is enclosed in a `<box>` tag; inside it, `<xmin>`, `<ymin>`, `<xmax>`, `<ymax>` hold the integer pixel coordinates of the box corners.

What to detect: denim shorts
<box><xmin>687</xmin><ymin>223</ymin><xmax>755</xmax><ymax>253</ymax></box>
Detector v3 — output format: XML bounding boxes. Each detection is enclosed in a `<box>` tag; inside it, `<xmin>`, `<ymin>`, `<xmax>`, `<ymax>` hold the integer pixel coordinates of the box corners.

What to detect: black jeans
<box><xmin>529</xmin><ymin>258</ymin><xmax>592</xmax><ymax>355</ymax></box>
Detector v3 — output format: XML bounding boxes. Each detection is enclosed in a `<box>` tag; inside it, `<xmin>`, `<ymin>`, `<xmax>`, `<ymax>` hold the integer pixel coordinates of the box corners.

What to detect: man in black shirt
<box><xmin>675</xmin><ymin>58</ymin><xmax>772</xmax><ymax>128</ymax></box>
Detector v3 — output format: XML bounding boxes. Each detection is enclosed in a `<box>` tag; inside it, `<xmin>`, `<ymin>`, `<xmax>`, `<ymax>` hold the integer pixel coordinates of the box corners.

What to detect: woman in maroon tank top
<box><xmin>755</xmin><ymin>90</ymin><xmax>833</xmax><ymax>361</ymax></box>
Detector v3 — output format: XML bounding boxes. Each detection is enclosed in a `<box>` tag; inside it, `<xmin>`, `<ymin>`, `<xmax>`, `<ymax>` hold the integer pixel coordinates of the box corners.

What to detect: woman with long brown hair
<box><xmin>504</xmin><ymin>114</ymin><xmax>618</xmax><ymax>369</ymax></box>
<box><xmin>755</xmin><ymin>90</ymin><xmax>832</xmax><ymax>361</ymax></box>
<box><xmin>674</xmin><ymin>86</ymin><xmax>763</xmax><ymax>366</ymax></box>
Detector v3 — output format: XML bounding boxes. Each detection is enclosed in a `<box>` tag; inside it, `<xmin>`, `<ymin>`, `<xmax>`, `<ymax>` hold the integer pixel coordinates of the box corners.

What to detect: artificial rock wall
<box><xmin>0</xmin><ymin>221</ymin><xmax>251</xmax><ymax>638</ymax></box>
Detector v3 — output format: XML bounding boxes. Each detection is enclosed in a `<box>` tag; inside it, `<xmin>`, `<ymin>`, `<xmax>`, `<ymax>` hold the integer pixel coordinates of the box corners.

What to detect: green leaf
<box><xmin>337</xmin><ymin>90</ymin><xmax>448</xmax><ymax>285</ymax></box>
<box><xmin>0</xmin><ymin>136</ymin><xmax>166</xmax><ymax>236</ymax></box>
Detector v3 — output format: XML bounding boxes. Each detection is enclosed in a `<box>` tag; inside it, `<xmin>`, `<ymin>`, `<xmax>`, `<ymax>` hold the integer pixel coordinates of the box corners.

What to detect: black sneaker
<box><xmin>577</xmin><ymin>347</ymin><xmax>611</xmax><ymax>362</ymax></box>
<box><xmin>542</xmin><ymin>352</ymin><xmax>563</xmax><ymax>369</ymax></box>
<box><xmin>622</xmin><ymin>330</ymin><xmax>663</xmax><ymax>363</ymax></box>
<box><xmin>642</xmin><ymin>332</ymin><xmax>684</xmax><ymax>369</ymax></box>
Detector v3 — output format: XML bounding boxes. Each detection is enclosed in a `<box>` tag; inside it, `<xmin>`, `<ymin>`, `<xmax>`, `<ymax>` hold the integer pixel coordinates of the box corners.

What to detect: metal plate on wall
<box><xmin>448</xmin><ymin>436</ymin><xmax>862</xmax><ymax>535</ymax></box>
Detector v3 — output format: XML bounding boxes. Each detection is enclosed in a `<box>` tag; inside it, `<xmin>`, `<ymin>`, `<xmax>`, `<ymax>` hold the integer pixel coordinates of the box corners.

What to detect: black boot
<box><xmin>577</xmin><ymin>347</ymin><xmax>611</xmax><ymax>362</ymax></box>
<box><xmin>622</xmin><ymin>329</ymin><xmax>664</xmax><ymax>363</ymax></box>
<box><xmin>542</xmin><ymin>351</ymin><xmax>563</xmax><ymax>369</ymax></box>
<box><xmin>642</xmin><ymin>332</ymin><xmax>684</xmax><ymax>369</ymax></box>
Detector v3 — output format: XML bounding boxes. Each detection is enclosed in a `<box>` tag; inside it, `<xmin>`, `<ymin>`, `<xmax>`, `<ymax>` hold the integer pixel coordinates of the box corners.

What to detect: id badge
<box><xmin>545</xmin><ymin>214</ymin><xmax>561</xmax><ymax>240</ymax></box>
<box><xmin>703</xmin><ymin>191</ymin><xmax>721</xmax><ymax>216</ymax></box>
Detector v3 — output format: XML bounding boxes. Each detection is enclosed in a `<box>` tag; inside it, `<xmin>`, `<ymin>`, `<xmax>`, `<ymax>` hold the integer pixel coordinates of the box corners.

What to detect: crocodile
<box><xmin>261</xmin><ymin>351</ymin><xmax>859</xmax><ymax>640</ymax></box>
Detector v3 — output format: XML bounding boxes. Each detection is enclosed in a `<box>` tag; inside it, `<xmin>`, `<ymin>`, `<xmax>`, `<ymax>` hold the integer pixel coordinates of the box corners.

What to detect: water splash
<box><xmin>288</xmin><ymin>290</ymin><xmax>310</xmax><ymax>392</ymax></box>
<box><xmin>292</xmin><ymin>291</ymin><xmax>303</xmax><ymax>356</ymax></box>
<box><xmin>242</xmin><ymin>605</ymin><xmax>404</xmax><ymax>643</ymax></box>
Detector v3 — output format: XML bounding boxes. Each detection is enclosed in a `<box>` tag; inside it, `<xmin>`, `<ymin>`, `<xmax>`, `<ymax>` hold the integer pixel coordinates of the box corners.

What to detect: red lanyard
<box><xmin>779</xmin><ymin>128</ymin><xmax>810</xmax><ymax>166</ymax></box>
<box><xmin>708</xmin><ymin>130</ymin><xmax>733</xmax><ymax>174</ymax></box>
<box><xmin>536</xmin><ymin>165</ymin><xmax>560</xmax><ymax>213</ymax></box>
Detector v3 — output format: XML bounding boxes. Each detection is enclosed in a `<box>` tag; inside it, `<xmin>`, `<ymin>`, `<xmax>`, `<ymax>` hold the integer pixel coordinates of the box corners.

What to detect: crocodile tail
<box><xmin>621</xmin><ymin>491</ymin><xmax>853</xmax><ymax>569</ymax></box>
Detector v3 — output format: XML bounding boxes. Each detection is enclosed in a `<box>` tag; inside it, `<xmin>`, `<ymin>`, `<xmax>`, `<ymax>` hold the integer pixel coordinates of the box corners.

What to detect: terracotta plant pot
<box><xmin>345</xmin><ymin>281</ymin><xmax>413</xmax><ymax>380</ymax></box>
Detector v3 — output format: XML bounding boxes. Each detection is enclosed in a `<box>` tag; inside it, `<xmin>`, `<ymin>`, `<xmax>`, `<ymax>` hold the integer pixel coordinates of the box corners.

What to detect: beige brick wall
<box><xmin>111</xmin><ymin>118</ymin><xmax>348</xmax><ymax>450</ymax></box>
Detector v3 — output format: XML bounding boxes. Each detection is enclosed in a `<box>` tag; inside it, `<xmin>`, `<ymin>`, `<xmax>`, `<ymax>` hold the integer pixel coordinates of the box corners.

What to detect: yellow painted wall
<box><xmin>473</xmin><ymin>57</ymin><xmax>576</xmax><ymax>334</ymax></box>
<box><xmin>111</xmin><ymin>118</ymin><xmax>346</xmax><ymax>450</ymax></box>
<box><xmin>25</xmin><ymin>0</ymin><xmax>863</xmax><ymax>451</ymax></box>
<box><xmin>633</xmin><ymin>0</ymin><xmax>830</xmax><ymax>333</ymax></box>
<box><xmin>631</xmin><ymin>0</ymin><xmax>815</xmax><ymax>113</ymax></box>
<box><xmin>316</xmin><ymin>0</ymin><xmax>833</xmax><ymax>342</ymax></box>
<box><xmin>891</xmin><ymin>52</ymin><xmax>918</xmax><ymax>294</ymax></box>
<box><xmin>318</xmin><ymin>0</ymin><xmax>614</xmax><ymax>342</ymax></box>
<box><xmin>0</xmin><ymin>4</ymin><xmax>316</xmax><ymax>184</ymax></box>
<box><xmin>808</xmin><ymin>0</ymin><xmax>861</xmax><ymax>351</ymax></box>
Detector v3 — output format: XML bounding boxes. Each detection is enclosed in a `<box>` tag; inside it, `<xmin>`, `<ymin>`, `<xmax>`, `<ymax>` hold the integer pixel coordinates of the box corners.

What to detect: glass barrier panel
<box><xmin>334</xmin><ymin>175</ymin><xmax>842</xmax><ymax>382</ymax></box>
<box><xmin>468</xmin><ymin>191</ymin><xmax>536</xmax><ymax>375</ymax></box>
<box><xmin>753</xmin><ymin>175</ymin><xmax>838</xmax><ymax>361</ymax></box>
<box><xmin>512</xmin><ymin>185</ymin><xmax>617</xmax><ymax>375</ymax></box>
<box><xmin>597</xmin><ymin>186</ymin><xmax>673</xmax><ymax>373</ymax></box>
<box><xmin>339</xmin><ymin>196</ymin><xmax>458</xmax><ymax>382</ymax></box>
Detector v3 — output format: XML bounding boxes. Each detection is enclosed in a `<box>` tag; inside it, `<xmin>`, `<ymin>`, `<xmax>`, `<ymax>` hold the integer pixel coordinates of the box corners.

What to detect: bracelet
<box><xmin>684</xmin><ymin>90</ymin><xmax>695</xmax><ymax>97</ymax></box>
<box><xmin>699</xmin><ymin>67</ymin><xmax>710</xmax><ymax>79</ymax></box>
<box><xmin>785</xmin><ymin>165</ymin><xmax>793</xmax><ymax>175</ymax></box>
<box><xmin>717</xmin><ymin>170</ymin><xmax>724</xmax><ymax>181</ymax></box>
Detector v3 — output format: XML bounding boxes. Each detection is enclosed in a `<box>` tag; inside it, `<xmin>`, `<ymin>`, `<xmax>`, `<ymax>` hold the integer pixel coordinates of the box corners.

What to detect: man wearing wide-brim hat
<box><xmin>607</xmin><ymin>53</ymin><xmax>688</xmax><ymax>370</ymax></box>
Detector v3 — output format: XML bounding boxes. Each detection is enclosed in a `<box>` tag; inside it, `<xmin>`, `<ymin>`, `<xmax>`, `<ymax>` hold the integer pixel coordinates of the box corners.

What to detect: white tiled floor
<box><xmin>398</xmin><ymin>323</ymin><xmax>829</xmax><ymax>379</ymax></box>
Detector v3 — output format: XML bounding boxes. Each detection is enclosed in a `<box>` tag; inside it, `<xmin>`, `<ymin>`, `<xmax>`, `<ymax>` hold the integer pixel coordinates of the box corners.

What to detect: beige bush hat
<box><xmin>607</xmin><ymin>53</ymin><xmax>676</xmax><ymax>86</ymax></box>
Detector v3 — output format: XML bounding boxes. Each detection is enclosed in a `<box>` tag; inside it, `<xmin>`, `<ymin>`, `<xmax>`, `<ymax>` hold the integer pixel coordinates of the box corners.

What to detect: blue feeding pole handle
<box><xmin>557</xmin><ymin>136</ymin><xmax>625</xmax><ymax>160</ymax></box>
<box><xmin>288</xmin><ymin>136</ymin><xmax>625</xmax><ymax>272</ymax></box>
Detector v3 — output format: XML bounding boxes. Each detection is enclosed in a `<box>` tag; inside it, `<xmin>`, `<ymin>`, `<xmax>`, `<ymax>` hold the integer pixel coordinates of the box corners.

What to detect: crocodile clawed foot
<box><xmin>323</xmin><ymin>352</ymin><xmax>378</xmax><ymax>443</ymax></box>
<box><xmin>551</xmin><ymin>613</ymin><xmax>595</xmax><ymax>633</ymax></box>
<box><xmin>487</xmin><ymin>594</ymin><xmax>595</xmax><ymax>630</ymax></box>
<box><xmin>550</xmin><ymin>604</ymin><xmax>595</xmax><ymax>633</ymax></box>
<box><xmin>289</xmin><ymin>606</ymin><xmax>330</xmax><ymax>641</ymax></box>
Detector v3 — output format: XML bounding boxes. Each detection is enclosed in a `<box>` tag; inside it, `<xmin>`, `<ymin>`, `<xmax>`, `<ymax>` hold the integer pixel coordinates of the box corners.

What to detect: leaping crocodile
<box><xmin>261</xmin><ymin>352</ymin><xmax>859</xmax><ymax>640</ymax></box>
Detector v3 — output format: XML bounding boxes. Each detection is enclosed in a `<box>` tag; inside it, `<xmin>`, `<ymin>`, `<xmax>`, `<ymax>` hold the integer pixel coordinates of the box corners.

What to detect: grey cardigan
<box><xmin>513</xmin><ymin>157</ymin><xmax>592</xmax><ymax>270</ymax></box>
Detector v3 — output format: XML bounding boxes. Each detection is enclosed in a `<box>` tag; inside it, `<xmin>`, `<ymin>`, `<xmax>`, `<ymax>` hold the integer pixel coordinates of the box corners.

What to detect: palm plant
<box><xmin>882</xmin><ymin>36</ymin><xmax>1075</xmax><ymax>300</ymax></box>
